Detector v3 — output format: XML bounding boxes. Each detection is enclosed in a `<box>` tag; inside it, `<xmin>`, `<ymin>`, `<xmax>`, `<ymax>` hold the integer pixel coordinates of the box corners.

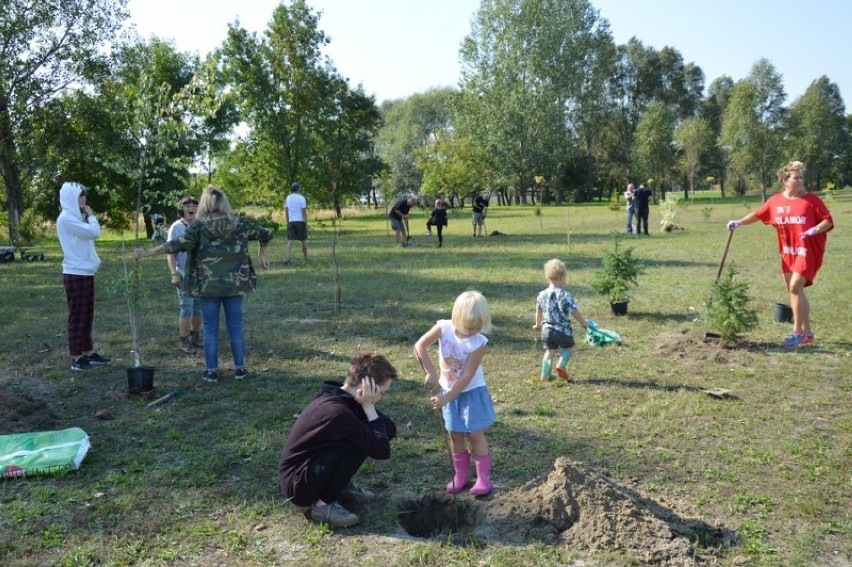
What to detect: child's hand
<box><xmin>532</xmin><ymin>323</ymin><xmax>541</xmax><ymax>331</ymax></box>
<box><xmin>430</xmin><ymin>394</ymin><xmax>445</xmax><ymax>410</ymax></box>
<box><xmin>424</xmin><ymin>373</ymin><xmax>439</xmax><ymax>393</ymax></box>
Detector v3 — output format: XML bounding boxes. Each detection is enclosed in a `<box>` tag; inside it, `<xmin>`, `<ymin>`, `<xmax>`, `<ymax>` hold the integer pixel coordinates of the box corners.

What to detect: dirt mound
<box><xmin>0</xmin><ymin>390</ymin><xmax>61</xmax><ymax>434</ymax></box>
<box><xmin>653</xmin><ymin>331</ymin><xmax>757</xmax><ymax>365</ymax></box>
<box><xmin>473</xmin><ymin>457</ymin><xmax>729</xmax><ymax>565</ymax></box>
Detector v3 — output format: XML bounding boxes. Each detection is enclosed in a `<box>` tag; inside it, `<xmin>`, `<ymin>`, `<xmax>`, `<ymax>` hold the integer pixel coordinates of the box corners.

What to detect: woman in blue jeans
<box><xmin>136</xmin><ymin>185</ymin><xmax>272</xmax><ymax>382</ymax></box>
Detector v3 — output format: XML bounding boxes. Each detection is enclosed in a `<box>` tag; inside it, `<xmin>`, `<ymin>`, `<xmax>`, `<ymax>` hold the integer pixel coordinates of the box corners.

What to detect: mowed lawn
<box><xmin>1</xmin><ymin>191</ymin><xmax>850</xmax><ymax>566</ymax></box>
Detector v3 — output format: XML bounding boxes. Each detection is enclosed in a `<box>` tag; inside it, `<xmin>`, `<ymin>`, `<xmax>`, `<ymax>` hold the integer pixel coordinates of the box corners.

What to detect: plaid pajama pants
<box><xmin>63</xmin><ymin>274</ymin><xmax>95</xmax><ymax>357</ymax></box>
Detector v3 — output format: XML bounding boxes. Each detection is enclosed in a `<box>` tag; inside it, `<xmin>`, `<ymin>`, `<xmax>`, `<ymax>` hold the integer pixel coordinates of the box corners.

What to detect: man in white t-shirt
<box><xmin>284</xmin><ymin>182</ymin><xmax>308</xmax><ymax>265</ymax></box>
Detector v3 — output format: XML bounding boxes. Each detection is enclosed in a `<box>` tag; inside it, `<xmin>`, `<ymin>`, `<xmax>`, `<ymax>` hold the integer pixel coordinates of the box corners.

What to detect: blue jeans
<box><xmin>626</xmin><ymin>206</ymin><xmax>635</xmax><ymax>233</ymax></box>
<box><xmin>200</xmin><ymin>295</ymin><xmax>245</xmax><ymax>372</ymax></box>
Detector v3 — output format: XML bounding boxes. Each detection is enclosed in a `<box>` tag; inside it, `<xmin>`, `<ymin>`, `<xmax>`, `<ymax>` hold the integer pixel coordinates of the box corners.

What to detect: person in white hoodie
<box><xmin>57</xmin><ymin>182</ymin><xmax>111</xmax><ymax>371</ymax></box>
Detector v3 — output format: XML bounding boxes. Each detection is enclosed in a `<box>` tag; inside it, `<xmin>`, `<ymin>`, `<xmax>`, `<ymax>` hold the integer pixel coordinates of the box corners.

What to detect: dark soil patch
<box><xmin>653</xmin><ymin>330</ymin><xmax>765</xmax><ymax>365</ymax></box>
<box><xmin>0</xmin><ymin>389</ymin><xmax>61</xmax><ymax>434</ymax></box>
<box><xmin>399</xmin><ymin>458</ymin><xmax>734</xmax><ymax>565</ymax></box>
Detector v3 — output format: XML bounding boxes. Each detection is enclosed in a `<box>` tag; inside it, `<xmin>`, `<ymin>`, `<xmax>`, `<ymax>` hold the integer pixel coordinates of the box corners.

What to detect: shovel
<box><xmin>415</xmin><ymin>352</ymin><xmax>460</xmax><ymax>501</ymax></box>
<box><xmin>715</xmin><ymin>229</ymin><xmax>734</xmax><ymax>283</ymax></box>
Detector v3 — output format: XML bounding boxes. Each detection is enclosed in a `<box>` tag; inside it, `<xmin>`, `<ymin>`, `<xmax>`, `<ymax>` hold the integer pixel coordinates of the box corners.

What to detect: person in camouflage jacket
<box><xmin>135</xmin><ymin>185</ymin><xmax>272</xmax><ymax>382</ymax></box>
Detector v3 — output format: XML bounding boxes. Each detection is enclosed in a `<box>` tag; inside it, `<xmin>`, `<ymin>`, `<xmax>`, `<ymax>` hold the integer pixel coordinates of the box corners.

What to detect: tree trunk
<box><xmin>0</xmin><ymin>97</ymin><xmax>24</xmax><ymax>246</ymax></box>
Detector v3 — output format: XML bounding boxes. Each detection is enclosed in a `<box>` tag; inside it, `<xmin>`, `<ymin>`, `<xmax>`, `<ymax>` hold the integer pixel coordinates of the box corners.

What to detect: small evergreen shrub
<box><xmin>590</xmin><ymin>233</ymin><xmax>645</xmax><ymax>304</ymax></box>
<box><xmin>706</xmin><ymin>266</ymin><xmax>758</xmax><ymax>343</ymax></box>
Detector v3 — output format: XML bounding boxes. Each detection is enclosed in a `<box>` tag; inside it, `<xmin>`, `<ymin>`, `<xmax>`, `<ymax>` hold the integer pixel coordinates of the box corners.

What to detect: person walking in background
<box><xmin>426</xmin><ymin>198</ymin><xmax>448</xmax><ymax>247</ymax></box>
<box><xmin>57</xmin><ymin>182</ymin><xmax>112</xmax><ymax>371</ymax></box>
<box><xmin>279</xmin><ymin>353</ymin><xmax>398</xmax><ymax>528</ymax></box>
<box><xmin>388</xmin><ymin>196</ymin><xmax>417</xmax><ymax>247</ymax></box>
<box><xmin>624</xmin><ymin>183</ymin><xmax>636</xmax><ymax>234</ymax></box>
<box><xmin>727</xmin><ymin>160</ymin><xmax>833</xmax><ymax>349</ymax></box>
<box><xmin>414</xmin><ymin>290</ymin><xmax>496</xmax><ymax>496</ymax></box>
<box><xmin>533</xmin><ymin>259</ymin><xmax>591</xmax><ymax>382</ymax></box>
<box><xmin>135</xmin><ymin>185</ymin><xmax>272</xmax><ymax>382</ymax></box>
<box><xmin>471</xmin><ymin>192</ymin><xmax>490</xmax><ymax>237</ymax></box>
<box><xmin>284</xmin><ymin>182</ymin><xmax>308</xmax><ymax>265</ymax></box>
<box><xmin>633</xmin><ymin>183</ymin><xmax>653</xmax><ymax>235</ymax></box>
<box><xmin>167</xmin><ymin>195</ymin><xmax>202</xmax><ymax>354</ymax></box>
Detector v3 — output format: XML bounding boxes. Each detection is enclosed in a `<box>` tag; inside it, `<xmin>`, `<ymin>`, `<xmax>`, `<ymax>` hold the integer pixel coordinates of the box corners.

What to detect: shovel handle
<box><xmin>715</xmin><ymin>229</ymin><xmax>734</xmax><ymax>282</ymax></box>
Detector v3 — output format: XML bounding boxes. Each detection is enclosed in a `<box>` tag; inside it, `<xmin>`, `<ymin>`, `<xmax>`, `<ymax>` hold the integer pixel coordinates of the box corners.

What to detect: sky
<box><xmin>126</xmin><ymin>0</ymin><xmax>851</xmax><ymax>108</ymax></box>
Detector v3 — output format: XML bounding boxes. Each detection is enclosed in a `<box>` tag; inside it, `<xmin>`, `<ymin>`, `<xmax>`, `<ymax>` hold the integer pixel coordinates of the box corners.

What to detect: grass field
<box><xmin>1</xmin><ymin>191</ymin><xmax>850</xmax><ymax>566</ymax></box>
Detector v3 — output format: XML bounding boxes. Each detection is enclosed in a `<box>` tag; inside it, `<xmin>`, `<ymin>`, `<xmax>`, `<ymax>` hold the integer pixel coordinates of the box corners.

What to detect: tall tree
<box><xmin>458</xmin><ymin>0</ymin><xmax>607</xmax><ymax>202</ymax></box>
<box><xmin>633</xmin><ymin>101</ymin><xmax>676</xmax><ymax>197</ymax></box>
<box><xmin>376</xmin><ymin>88</ymin><xmax>455</xmax><ymax>198</ymax></box>
<box><xmin>314</xmin><ymin>80</ymin><xmax>383</xmax><ymax>215</ymax></box>
<box><xmin>700</xmin><ymin>75</ymin><xmax>734</xmax><ymax>197</ymax></box>
<box><xmin>604</xmin><ymin>38</ymin><xmax>704</xmax><ymax>184</ymax></box>
<box><xmin>0</xmin><ymin>0</ymin><xmax>128</xmax><ymax>244</ymax></box>
<box><xmin>720</xmin><ymin>59</ymin><xmax>786</xmax><ymax>201</ymax></box>
<box><xmin>786</xmin><ymin>76</ymin><xmax>847</xmax><ymax>190</ymax></box>
<box><xmin>220</xmin><ymin>0</ymin><xmax>341</xmax><ymax>205</ymax></box>
<box><xmin>674</xmin><ymin>116</ymin><xmax>713</xmax><ymax>199</ymax></box>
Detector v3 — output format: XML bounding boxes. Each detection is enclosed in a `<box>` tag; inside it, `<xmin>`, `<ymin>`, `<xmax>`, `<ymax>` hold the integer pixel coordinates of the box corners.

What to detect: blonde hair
<box><xmin>451</xmin><ymin>290</ymin><xmax>492</xmax><ymax>335</ymax></box>
<box><xmin>196</xmin><ymin>184</ymin><xmax>235</xmax><ymax>220</ymax></box>
<box><xmin>778</xmin><ymin>161</ymin><xmax>806</xmax><ymax>185</ymax></box>
<box><xmin>544</xmin><ymin>259</ymin><xmax>567</xmax><ymax>282</ymax></box>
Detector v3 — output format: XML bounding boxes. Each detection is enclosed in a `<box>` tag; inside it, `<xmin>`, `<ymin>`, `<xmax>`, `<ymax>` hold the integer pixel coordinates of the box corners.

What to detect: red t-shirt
<box><xmin>755</xmin><ymin>192</ymin><xmax>834</xmax><ymax>286</ymax></box>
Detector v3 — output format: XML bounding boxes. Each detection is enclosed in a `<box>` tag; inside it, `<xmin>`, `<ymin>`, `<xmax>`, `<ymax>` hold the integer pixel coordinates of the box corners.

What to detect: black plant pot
<box><xmin>610</xmin><ymin>301</ymin><xmax>629</xmax><ymax>316</ymax></box>
<box><xmin>773</xmin><ymin>302</ymin><xmax>793</xmax><ymax>323</ymax></box>
<box><xmin>126</xmin><ymin>366</ymin><xmax>155</xmax><ymax>392</ymax></box>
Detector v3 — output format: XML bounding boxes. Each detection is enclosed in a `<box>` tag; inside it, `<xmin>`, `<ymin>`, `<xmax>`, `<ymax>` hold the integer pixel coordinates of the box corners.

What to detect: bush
<box><xmin>659</xmin><ymin>194</ymin><xmax>680</xmax><ymax>232</ymax></box>
<box><xmin>17</xmin><ymin>209</ymin><xmax>49</xmax><ymax>246</ymax></box>
<box><xmin>590</xmin><ymin>233</ymin><xmax>644</xmax><ymax>303</ymax></box>
<box><xmin>706</xmin><ymin>266</ymin><xmax>758</xmax><ymax>342</ymax></box>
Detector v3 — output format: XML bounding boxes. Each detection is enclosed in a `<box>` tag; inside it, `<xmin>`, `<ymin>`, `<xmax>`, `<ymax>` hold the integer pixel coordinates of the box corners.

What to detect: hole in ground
<box><xmin>398</xmin><ymin>493</ymin><xmax>478</xmax><ymax>542</ymax></box>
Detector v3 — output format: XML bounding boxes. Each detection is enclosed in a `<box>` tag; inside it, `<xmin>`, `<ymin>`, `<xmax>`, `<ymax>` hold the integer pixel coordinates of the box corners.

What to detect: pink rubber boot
<box><xmin>469</xmin><ymin>454</ymin><xmax>493</xmax><ymax>496</ymax></box>
<box><xmin>446</xmin><ymin>450</ymin><xmax>471</xmax><ymax>494</ymax></box>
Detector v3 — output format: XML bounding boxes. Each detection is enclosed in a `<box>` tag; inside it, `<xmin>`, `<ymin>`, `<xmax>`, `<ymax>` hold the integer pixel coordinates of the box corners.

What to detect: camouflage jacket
<box><xmin>162</xmin><ymin>215</ymin><xmax>273</xmax><ymax>297</ymax></box>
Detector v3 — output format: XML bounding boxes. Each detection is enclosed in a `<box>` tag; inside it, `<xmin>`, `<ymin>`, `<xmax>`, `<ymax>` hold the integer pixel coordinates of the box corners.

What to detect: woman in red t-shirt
<box><xmin>726</xmin><ymin>161</ymin><xmax>834</xmax><ymax>349</ymax></box>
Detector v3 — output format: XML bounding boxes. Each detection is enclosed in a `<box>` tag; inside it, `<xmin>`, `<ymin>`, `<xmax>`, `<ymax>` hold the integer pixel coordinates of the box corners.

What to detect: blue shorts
<box><xmin>177</xmin><ymin>287</ymin><xmax>201</xmax><ymax>319</ymax></box>
<box><xmin>442</xmin><ymin>385</ymin><xmax>496</xmax><ymax>433</ymax></box>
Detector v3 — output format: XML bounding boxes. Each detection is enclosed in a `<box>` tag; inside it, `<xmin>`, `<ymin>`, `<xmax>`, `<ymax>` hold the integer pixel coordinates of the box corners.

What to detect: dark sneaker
<box><xmin>338</xmin><ymin>483</ymin><xmax>376</xmax><ymax>505</ymax></box>
<box><xmin>234</xmin><ymin>368</ymin><xmax>248</xmax><ymax>381</ymax></box>
<box><xmin>179</xmin><ymin>338</ymin><xmax>196</xmax><ymax>355</ymax></box>
<box><xmin>88</xmin><ymin>353</ymin><xmax>111</xmax><ymax>366</ymax></box>
<box><xmin>201</xmin><ymin>370</ymin><xmax>218</xmax><ymax>383</ymax></box>
<box><xmin>310</xmin><ymin>501</ymin><xmax>359</xmax><ymax>527</ymax></box>
<box><xmin>283</xmin><ymin>259</ymin><xmax>292</xmax><ymax>266</ymax></box>
<box><xmin>71</xmin><ymin>356</ymin><xmax>92</xmax><ymax>371</ymax></box>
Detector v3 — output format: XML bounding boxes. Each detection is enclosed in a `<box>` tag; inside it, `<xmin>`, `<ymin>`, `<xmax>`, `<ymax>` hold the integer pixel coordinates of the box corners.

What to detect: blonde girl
<box><xmin>414</xmin><ymin>290</ymin><xmax>496</xmax><ymax>496</ymax></box>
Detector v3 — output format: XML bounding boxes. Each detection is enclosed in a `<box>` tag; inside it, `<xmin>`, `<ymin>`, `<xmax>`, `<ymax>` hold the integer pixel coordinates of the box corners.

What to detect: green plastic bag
<box><xmin>586</xmin><ymin>326</ymin><xmax>622</xmax><ymax>346</ymax></box>
<box><xmin>0</xmin><ymin>427</ymin><xmax>90</xmax><ymax>479</ymax></box>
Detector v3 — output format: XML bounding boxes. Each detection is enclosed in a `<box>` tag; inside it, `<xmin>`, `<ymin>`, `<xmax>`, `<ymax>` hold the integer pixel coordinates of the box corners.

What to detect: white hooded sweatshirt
<box><xmin>57</xmin><ymin>182</ymin><xmax>101</xmax><ymax>276</ymax></box>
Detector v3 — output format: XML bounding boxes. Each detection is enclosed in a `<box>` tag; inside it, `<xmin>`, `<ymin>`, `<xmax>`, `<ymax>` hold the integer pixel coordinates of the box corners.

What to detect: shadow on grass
<box><xmin>576</xmin><ymin>376</ymin><xmax>711</xmax><ymax>394</ymax></box>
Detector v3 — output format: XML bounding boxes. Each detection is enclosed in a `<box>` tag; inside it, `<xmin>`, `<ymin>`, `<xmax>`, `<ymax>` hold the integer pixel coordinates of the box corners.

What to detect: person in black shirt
<box><xmin>388</xmin><ymin>197</ymin><xmax>417</xmax><ymax>247</ymax></box>
<box><xmin>471</xmin><ymin>192</ymin><xmax>490</xmax><ymax>237</ymax></box>
<box><xmin>426</xmin><ymin>199</ymin><xmax>448</xmax><ymax>246</ymax></box>
<box><xmin>633</xmin><ymin>184</ymin><xmax>653</xmax><ymax>235</ymax></box>
<box><xmin>279</xmin><ymin>353</ymin><xmax>398</xmax><ymax>527</ymax></box>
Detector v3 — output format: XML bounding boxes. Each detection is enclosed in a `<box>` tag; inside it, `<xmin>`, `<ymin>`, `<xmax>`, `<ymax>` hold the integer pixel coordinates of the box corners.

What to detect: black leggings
<box><xmin>426</xmin><ymin>221</ymin><xmax>444</xmax><ymax>242</ymax></box>
<box><xmin>290</xmin><ymin>447</ymin><xmax>366</xmax><ymax>506</ymax></box>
